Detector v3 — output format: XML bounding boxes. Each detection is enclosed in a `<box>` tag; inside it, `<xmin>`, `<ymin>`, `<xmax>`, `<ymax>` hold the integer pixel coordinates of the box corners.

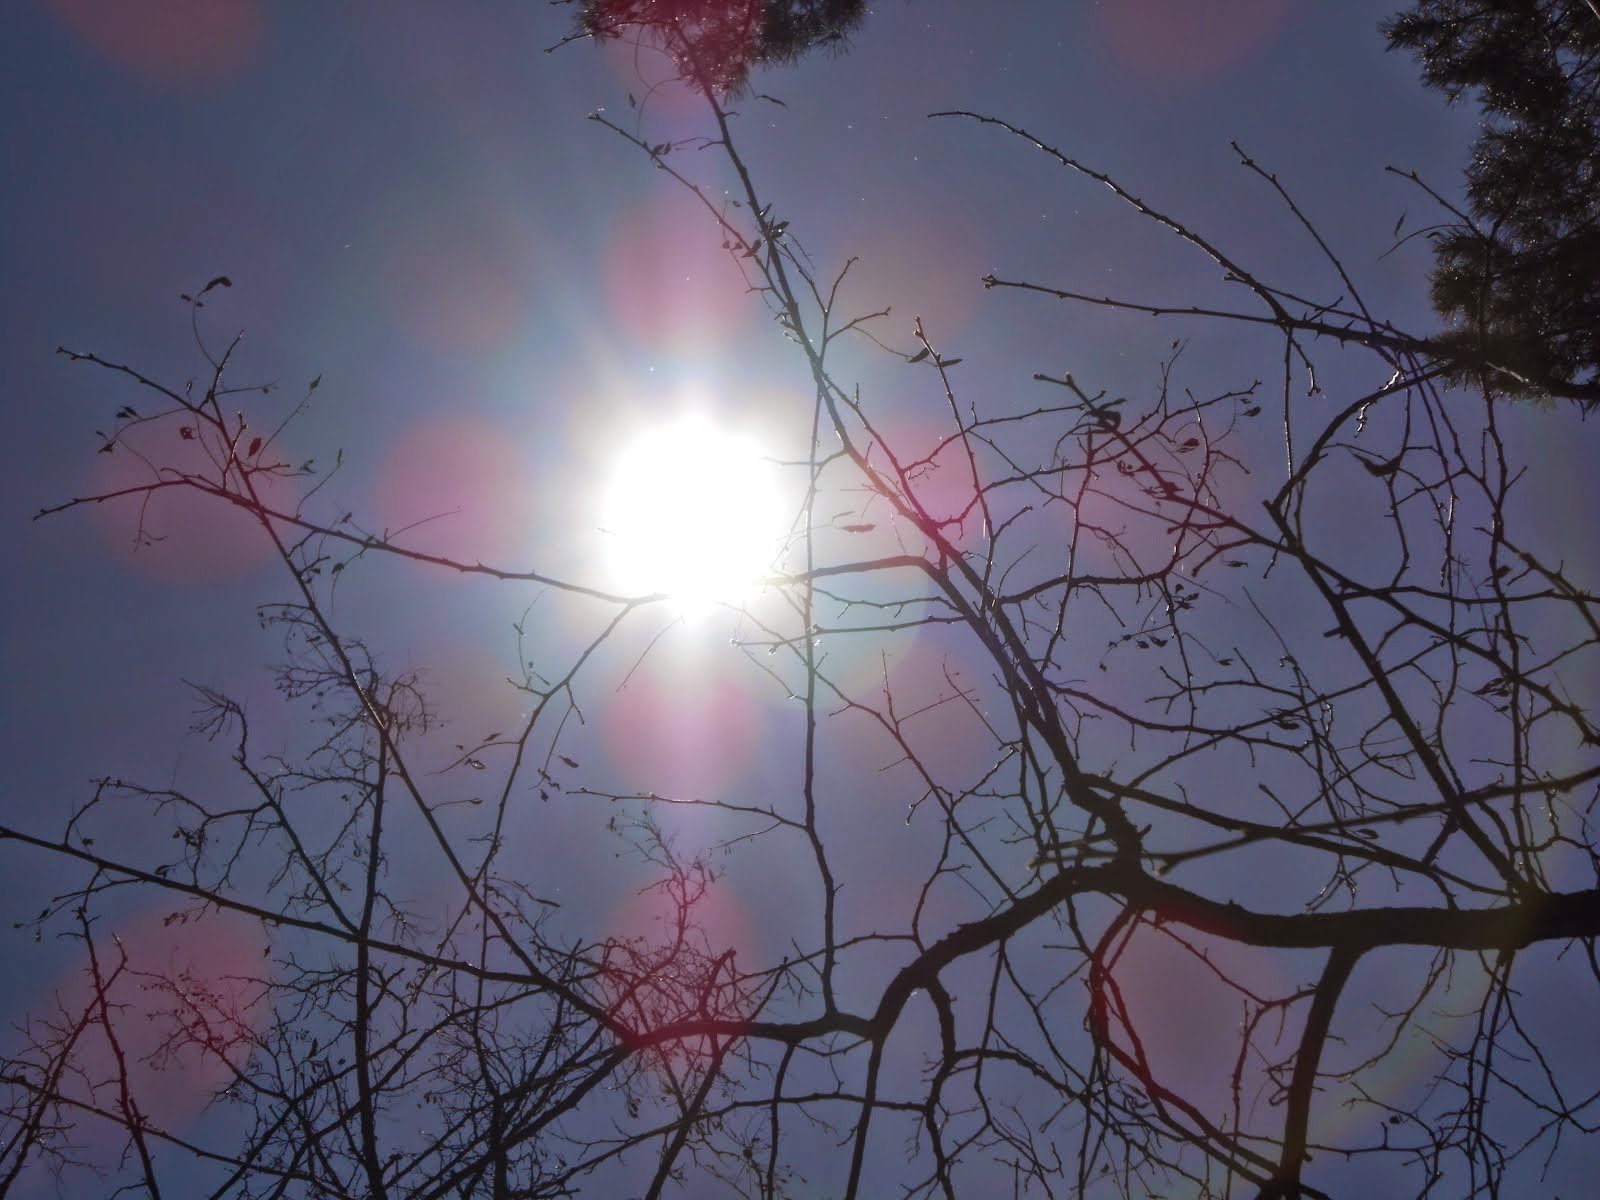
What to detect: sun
<box><xmin>600</xmin><ymin>413</ymin><xmax>787</xmax><ymax>608</ymax></box>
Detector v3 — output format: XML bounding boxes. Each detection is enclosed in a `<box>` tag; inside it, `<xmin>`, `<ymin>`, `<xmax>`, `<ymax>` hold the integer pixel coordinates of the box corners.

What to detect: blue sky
<box><xmin>2</xmin><ymin>3</ymin><xmax>1596</xmax><ymax>1196</ymax></box>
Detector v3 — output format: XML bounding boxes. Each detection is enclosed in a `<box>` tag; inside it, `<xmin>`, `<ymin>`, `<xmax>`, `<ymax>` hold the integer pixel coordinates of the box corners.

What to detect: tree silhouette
<box><xmin>5</xmin><ymin>31</ymin><xmax>1600</xmax><ymax>1200</ymax></box>
<box><xmin>1384</xmin><ymin>0</ymin><xmax>1600</xmax><ymax>408</ymax></box>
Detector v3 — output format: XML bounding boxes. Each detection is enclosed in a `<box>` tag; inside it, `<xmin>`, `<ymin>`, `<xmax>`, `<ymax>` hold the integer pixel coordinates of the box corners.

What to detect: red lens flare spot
<box><xmin>369</xmin><ymin>415</ymin><xmax>537</xmax><ymax>566</ymax></box>
<box><xmin>606</xmin><ymin>867</ymin><xmax>756</xmax><ymax>966</ymax></box>
<box><xmin>1094</xmin><ymin>923</ymin><xmax>1287</xmax><ymax>1112</ymax></box>
<box><xmin>1093</xmin><ymin>0</ymin><xmax>1296</xmax><ymax>83</ymax></box>
<box><xmin>862</xmin><ymin>410</ymin><xmax>990</xmax><ymax>558</ymax></box>
<box><xmin>602</xmin><ymin>656</ymin><xmax>764</xmax><ymax>800</ymax></box>
<box><xmin>39</xmin><ymin>908</ymin><xmax>266</xmax><ymax>1141</ymax></box>
<box><xmin>603</xmin><ymin>865</ymin><xmax>754</xmax><ymax>1073</ymax></box>
<box><xmin>48</xmin><ymin>0</ymin><xmax>263</xmax><ymax>85</ymax></box>
<box><xmin>85</xmin><ymin>421</ymin><xmax>290</xmax><ymax>584</ymax></box>
<box><xmin>604</xmin><ymin>187</ymin><xmax>754</xmax><ymax>353</ymax></box>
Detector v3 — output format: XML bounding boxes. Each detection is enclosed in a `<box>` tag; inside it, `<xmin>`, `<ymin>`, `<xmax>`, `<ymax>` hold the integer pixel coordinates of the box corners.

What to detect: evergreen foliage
<box><xmin>1384</xmin><ymin>0</ymin><xmax>1600</xmax><ymax>406</ymax></box>
<box><xmin>568</xmin><ymin>0</ymin><xmax>869</xmax><ymax>93</ymax></box>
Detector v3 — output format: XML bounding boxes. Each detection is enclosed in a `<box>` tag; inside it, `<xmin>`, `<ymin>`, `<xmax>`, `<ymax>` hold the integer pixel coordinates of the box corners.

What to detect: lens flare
<box><xmin>49</xmin><ymin>0</ymin><xmax>262</xmax><ymax>85</ymax></box>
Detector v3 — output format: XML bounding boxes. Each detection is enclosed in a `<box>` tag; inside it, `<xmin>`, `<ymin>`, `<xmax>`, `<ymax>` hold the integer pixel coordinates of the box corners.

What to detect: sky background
<box><xmin>2</xmin><ymin>2</ymin><xmax>1596</xmax><ymax>1196</ymax></box>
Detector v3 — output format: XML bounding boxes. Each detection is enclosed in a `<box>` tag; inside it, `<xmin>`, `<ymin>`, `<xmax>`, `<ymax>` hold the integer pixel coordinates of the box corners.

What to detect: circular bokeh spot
<box><xmin>603</xmin><ymin>864</ymin><xmax>755</xmax><ymax>1072</ymax></box>
<box><xmin>41</xmin><ymin>907</ymin><xmax>266</xmax><ymax>1139</ymax></box>
<box><xmin>604</xmin><ymin>187</ymin><xmax>754</xmax><ymax>353</ymax></box>
<box><xmin>368</xmin><ymin>414</ymin><xmax>538</xmax><ymax>566</ymax></box>
<box><xmin>48</xmin><ymin>0</ymin><xmax>263</xmax><ymax>85</ymax></box>
<box><xmin>1092</xmin><ymin>0</ymin><xmax>1296</xmax><ymax>83</ymax></box>
<box><xmin>85</xmin><ymin>420</ymin><xmax>290</xmax><ymax>584</ymax></box>
<box><xmin>1096</xmin><ymin>922</ymin><xmax>1288</xmax><ymax>1116</ymax></box>
<box><xmin>601</xmin><ymin>650</ymin><xmax>765</xmax><ymax>801</ymax></box>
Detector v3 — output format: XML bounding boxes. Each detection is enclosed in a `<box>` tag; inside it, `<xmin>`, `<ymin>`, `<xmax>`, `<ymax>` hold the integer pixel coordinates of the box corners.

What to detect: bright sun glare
<box><xmin>601</xmin><ymin>414</ymin><xmax>787</xmax><ymax>608</ymax></box>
